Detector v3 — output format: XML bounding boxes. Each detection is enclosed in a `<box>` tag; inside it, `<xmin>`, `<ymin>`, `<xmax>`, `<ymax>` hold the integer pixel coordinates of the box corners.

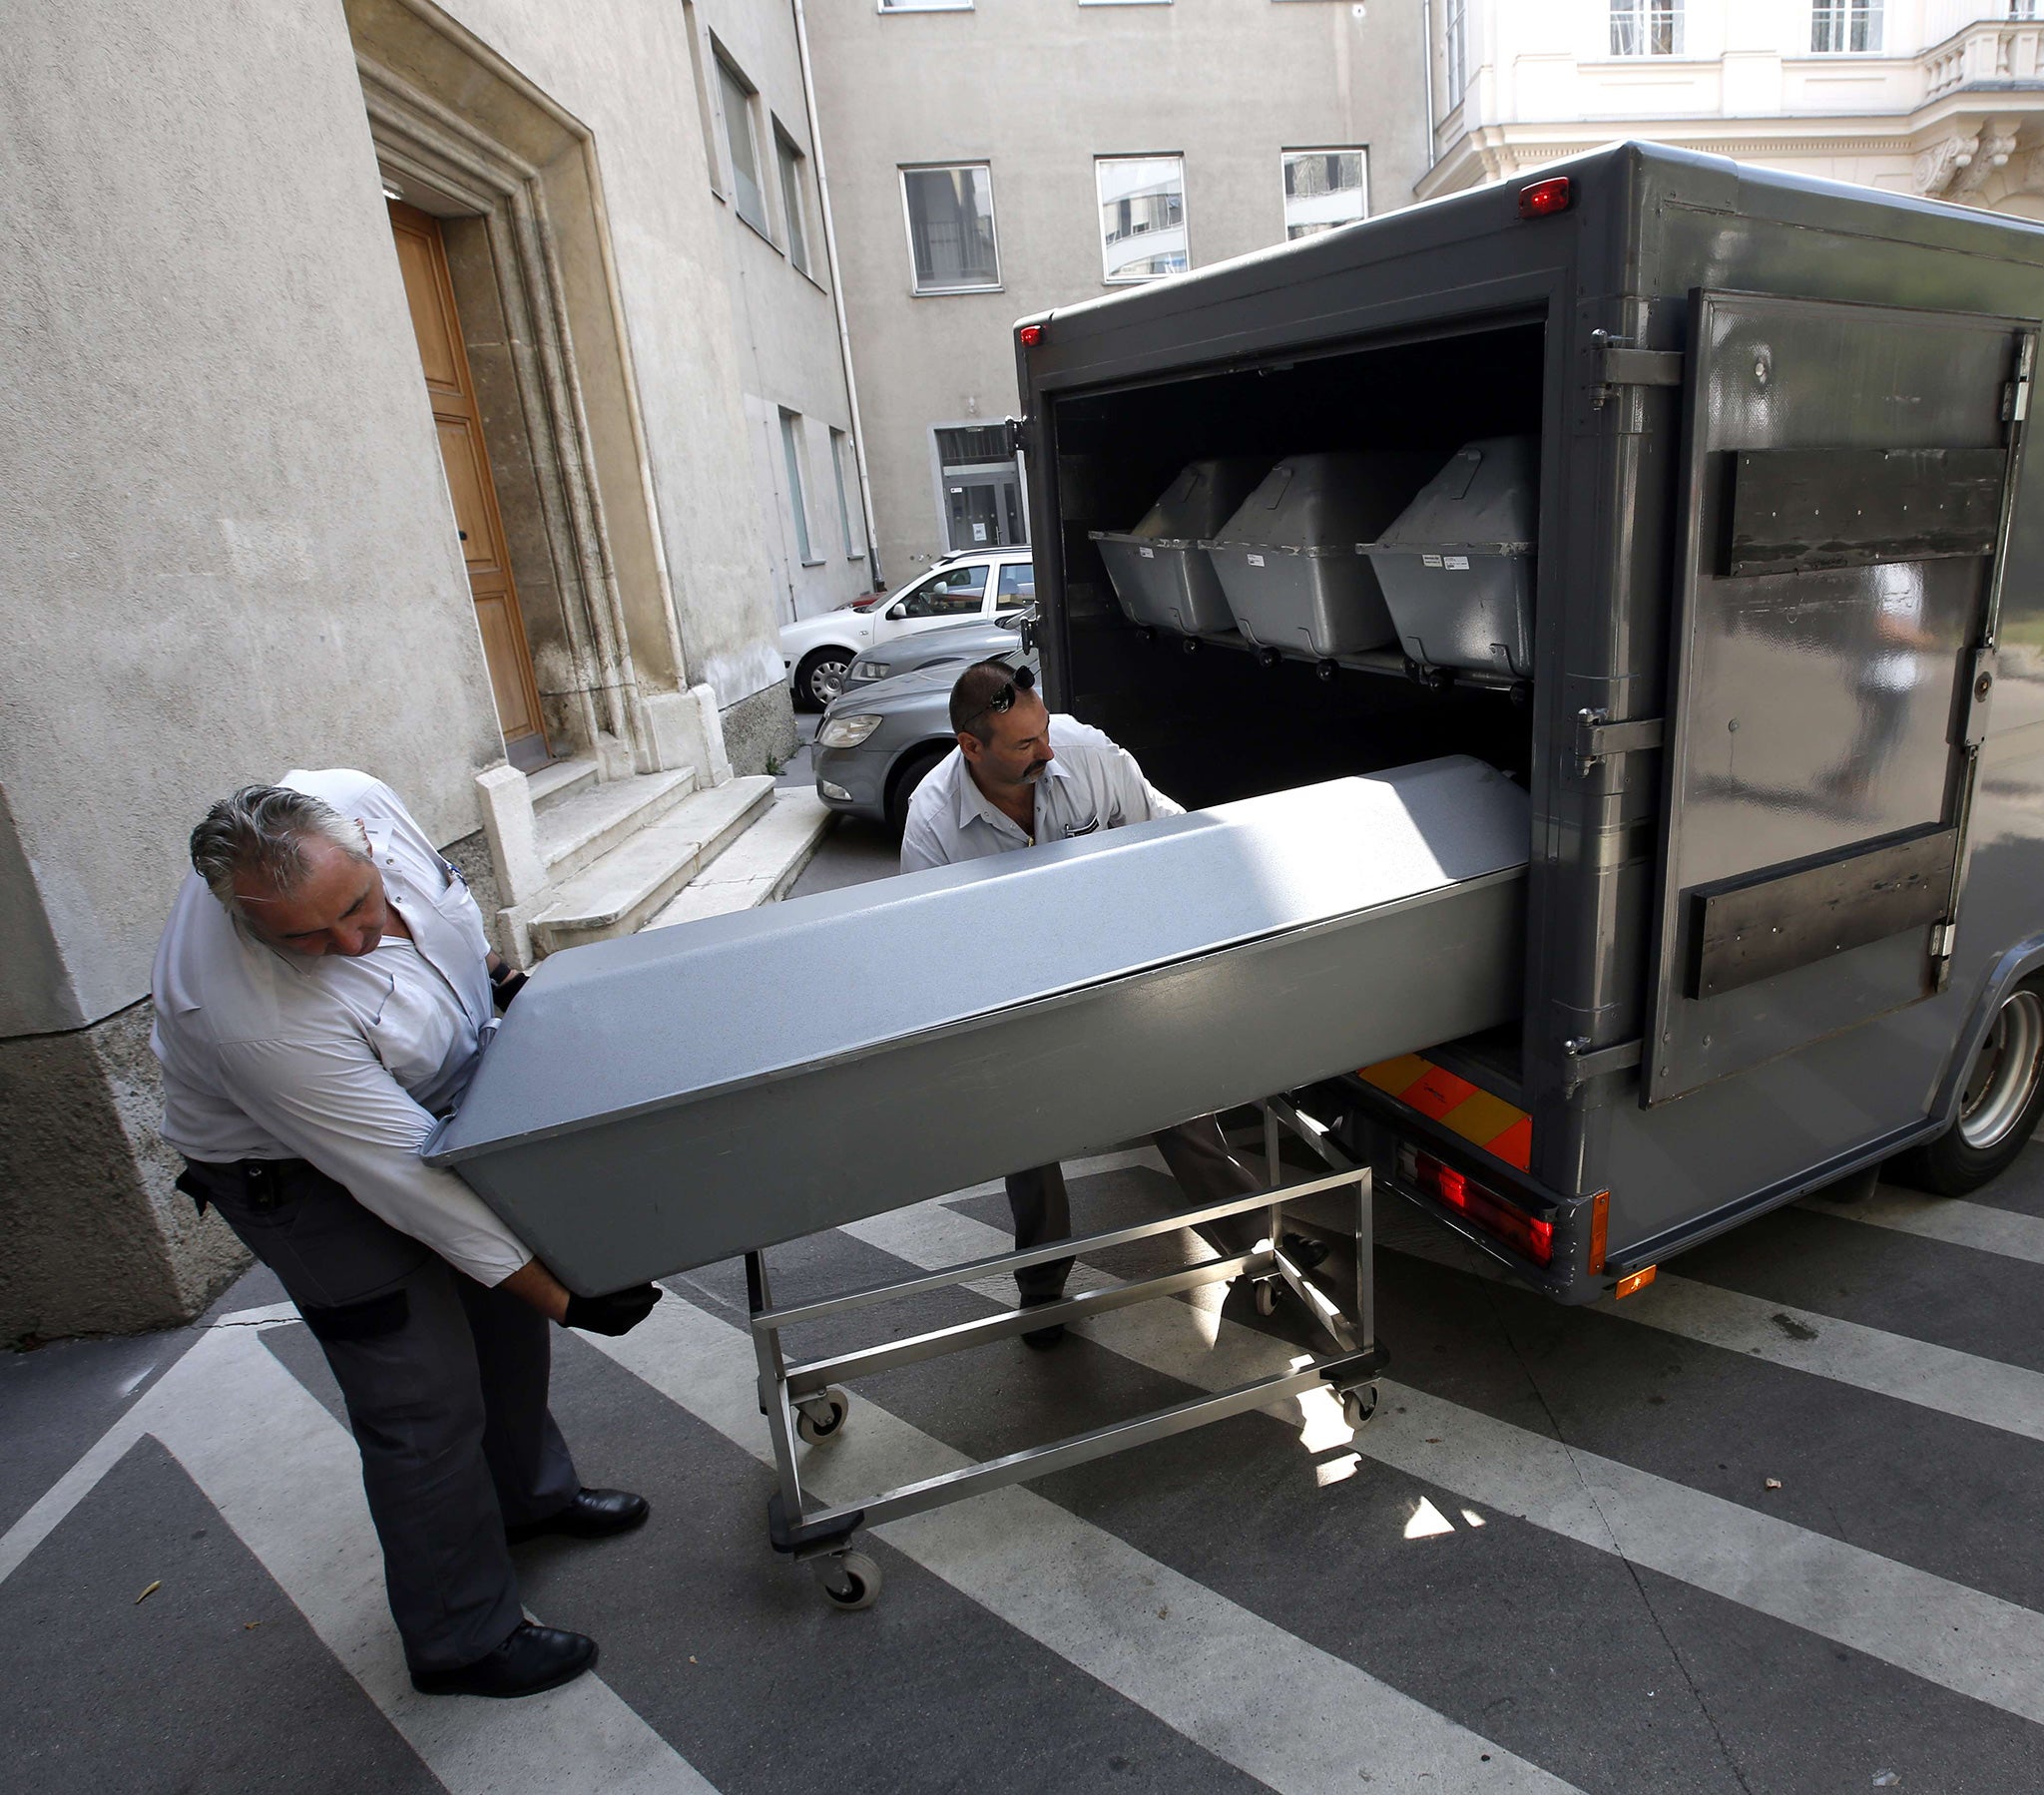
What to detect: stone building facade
<box><xmin>0</xmin><ymin>0</ymin><xmax>865</xmax><ymax>1340</ymax></box>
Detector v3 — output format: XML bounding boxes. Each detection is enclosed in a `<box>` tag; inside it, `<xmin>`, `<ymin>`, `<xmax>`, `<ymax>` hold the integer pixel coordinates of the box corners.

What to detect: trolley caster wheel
<box><xmin>1340</xmin><ymin>1384</ymin><xmax>1379</xmax><ymax>1432</ymax></box>
<box><xmin>795</xmin><ymin>1386</ymin><xmax>851</xmax><ymax>1446</ymax></box>
<box><xmin>1315</xmin><ymin>659</ymin><xmax>1338</xmax><ymax>683</ymax></box>
<box><xmin>1254</xmin><ymin>1278</ymin><xmax>1278</xmax><ymax>1317</ymax></box>
<box><xmin>816</xmin><ymin>1549</ymin><xmax>881</xmax><ymax>1610</ymax></box>
<box><xmin>1181</xmin><ymin>635</ymin><xmax>1200</xmax><ymax>655</ymax></box>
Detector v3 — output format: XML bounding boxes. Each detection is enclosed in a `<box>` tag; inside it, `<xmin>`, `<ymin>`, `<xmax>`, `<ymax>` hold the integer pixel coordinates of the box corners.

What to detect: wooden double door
<box><xmin>387</xmin><ymin>201</ymin><xmax>548</xmax><ymax>763</ymax></box>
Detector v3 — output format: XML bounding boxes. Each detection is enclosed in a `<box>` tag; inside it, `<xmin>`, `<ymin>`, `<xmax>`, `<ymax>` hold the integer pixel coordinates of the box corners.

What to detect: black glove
<box><xmin>490</xmin><ymin>965</ymin><xmax>528</xmax><ymax>1013</ymax></box>
<box><xmin>562</xmin><ymin>1283</ymin><xmax>663</xmax><ymax>1336</ymax></box>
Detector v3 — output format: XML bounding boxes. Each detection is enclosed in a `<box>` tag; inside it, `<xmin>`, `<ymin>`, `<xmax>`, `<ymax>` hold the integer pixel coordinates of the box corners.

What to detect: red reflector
<box><xmin>1517</xmin><ymin>176</ymin><xmax>1572</xmax><ymax>220</ymax></box>
<box><xmin>1018</xmin><ymin>323</ymin><xmax>1046</xmax><ymax>347</ymax></box>
<box><xmin>1412</xmin><ymin>1150</ymin><xmax>1554</xmax><ymax>1267</ymax></box>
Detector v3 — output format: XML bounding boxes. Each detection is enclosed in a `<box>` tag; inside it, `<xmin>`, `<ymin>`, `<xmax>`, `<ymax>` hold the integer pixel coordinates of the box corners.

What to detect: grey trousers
<box><xmin>1006</xmin><ymin>1116</ymin><xmax>1261</xmax><ymax>1301</ymax></box>
<box><xmin>182</xmin><ymin>1157</ymin><xmax>580</xmax><ymax>1672</ymax></box>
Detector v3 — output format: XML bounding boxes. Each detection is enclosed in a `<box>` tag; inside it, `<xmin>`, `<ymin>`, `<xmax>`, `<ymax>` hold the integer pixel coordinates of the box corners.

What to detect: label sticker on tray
<box><xmin>1138</xmin><ymin>546</ymin><xmax>1155</xmax><ymax>558</ymax></box>
<box><xmin>1445</xmin><ymin>555</ymin><xmax>1471</xmax><ymax>571</ymax></box>
<box><xmin>1248</xmin><ymin>553</ymin><xmax>1266</xmax><ymax>567</ymax></box>
<box><xmin>1422</xmin><ymin>554</ymin><xmax>1443</xmax><ymax>568</ymax></box>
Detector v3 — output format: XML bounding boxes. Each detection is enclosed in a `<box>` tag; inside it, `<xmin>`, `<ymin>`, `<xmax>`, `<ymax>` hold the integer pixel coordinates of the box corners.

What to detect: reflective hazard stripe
<box><xmin>1356</xmin><ymin>1053</ymin><xmax>1534</xmax><ymax>1171</ymax></box>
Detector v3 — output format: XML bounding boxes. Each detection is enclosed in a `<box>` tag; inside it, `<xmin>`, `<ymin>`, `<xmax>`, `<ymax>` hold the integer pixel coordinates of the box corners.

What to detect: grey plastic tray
<box><xmin>1092</xmin><ymin>458</ymin><xmax>1270</xmax><ymax>636</ymax></box>
<box><xmin>1365</xmin><ymin>436</ymin><xmax>1538</xmax><ymax>678</ymax></box>
<box><xmin>1207</xmin><ymin>452</ymin><xmax>1437</xmax><ymax>659</ymax></box>
<box><xmin>427</xmin><ymin>757</ymin><xmax>1529</xmax><ymax>1293</ymax></box>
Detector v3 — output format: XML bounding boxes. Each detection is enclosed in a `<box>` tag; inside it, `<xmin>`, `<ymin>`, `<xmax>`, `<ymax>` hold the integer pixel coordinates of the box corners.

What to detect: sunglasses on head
<box><xmin>958</xmin><ymin>662</ymin><xmax>1036</xmax><ymax>730</ymax></box>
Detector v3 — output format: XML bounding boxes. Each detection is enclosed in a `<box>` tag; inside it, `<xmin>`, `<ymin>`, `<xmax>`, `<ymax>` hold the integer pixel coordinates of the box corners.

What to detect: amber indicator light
<box><xmin>1517</xmin><ymin>176</ymin><xmax>1573</xmax><ymax>220</ymax></box>
<box><xmin>1613</xmin><ymin>1265</ymin><xmax>1658</xmax><ymax>1299</ymax></box>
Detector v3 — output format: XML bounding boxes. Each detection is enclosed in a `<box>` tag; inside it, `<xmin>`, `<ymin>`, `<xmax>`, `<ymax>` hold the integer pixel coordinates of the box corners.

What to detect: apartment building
<box><xmin>1426</xmin><ymin>1</ymin><xmax>2044</xmax><ymax>216</ymax></box>
<box><xmin>805</xmin><ymin>0</ymin><xmax>1432</xmax><ymax>580</ymax></box>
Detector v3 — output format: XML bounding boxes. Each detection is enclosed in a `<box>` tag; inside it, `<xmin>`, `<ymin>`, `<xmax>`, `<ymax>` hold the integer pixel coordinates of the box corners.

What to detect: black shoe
<box><xmin>1280</xmin><ymin>1232</ymin><xmax>1331</xmax><ymax>1272</ymax></box>
<box><xmin>411</xmin><ymin>1622</ymin><xmax>598</xmax><ymax>1698</ymax></box>
<box><xmin>1019</xmin><ymin>1294</ymin><xmax>1067</xmax><ymax>1349</ymax></box>
<box><xmin>506</xmin><ymin>1487</ymin><xmax>650</xmax><ymax>1545</ymax></box>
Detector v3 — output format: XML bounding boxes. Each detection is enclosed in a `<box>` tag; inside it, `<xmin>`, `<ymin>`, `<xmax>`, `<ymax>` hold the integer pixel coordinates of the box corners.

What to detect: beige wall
<box><xmin>0</xmin><ymin>0</ymin><xmax>507</xmax><ymax>1036</ymax></box>
<box><xmin>807</xmin><ymin>0</ymin><xmax>1431</xmax><ymax>583</ymax></box>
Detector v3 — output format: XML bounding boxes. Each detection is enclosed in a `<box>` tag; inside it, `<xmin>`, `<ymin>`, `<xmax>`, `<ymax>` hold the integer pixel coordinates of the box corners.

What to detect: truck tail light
<box><xmin>1517</xmin><ymin>176</ymin><xmax>1572</xmax><ymax>220</ymax></box>
<box><xmin>1018</xmin><ymin>323</ymin><xmax>1046</xmax><ymax>347</ymax></box>
<box><xmin>1402</xmin><ymin>1146</ymin><xmax>1554</xmax><ymax>1266</ymax></box>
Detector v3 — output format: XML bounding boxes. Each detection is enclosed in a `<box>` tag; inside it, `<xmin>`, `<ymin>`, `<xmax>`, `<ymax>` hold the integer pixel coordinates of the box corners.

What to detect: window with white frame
<box><xmin>775</xmin><ymin>127</ymin><xmax>811</xmax><ymax>276</ymax></box>
<box><xmin>1097</xmin><ymin>156</ymin><xmax>1187</xmax><ymax>282</ymax></box>
<box><xmin>901</xmin><ymin>166</ymin><xmax>1000</xmax><ymax>292</ymax></box>
<box><xmin>1444</xmin><ymin>0</ymin><xmax>1469</xmax><ymax>102</ymax></box>
<box><xmin>779</xmin><ymin>410</ymin><xmax>817</xmax><ymax>564</ymax></box>
<box><xmin>1281</xmin><ymin>149</ymin><xmax>1367</xmax><ymax>240</ymax></box>
<box><xmin>681</xmin><ymin>2</ymin><xmax>724</xmax><ymax>198</ymax></box>
<box><xmin>1810</xmin><ymin>0</ymin><xmax>1881</xmax><ymax>52</ymax></box>
<box><xmin>830</xmin><ymin>428</ymin><xmax>863</xmax><ymax>558</ymax></box>
<box><xmin>716</xmin><ymin>51</ymin><xmax>768</xmax><ymax>236</ymax></box>
<box><xmin>1610</xmin><ymin>0</ymin><xmax>1682</xmax><ymax>55</ymax></box>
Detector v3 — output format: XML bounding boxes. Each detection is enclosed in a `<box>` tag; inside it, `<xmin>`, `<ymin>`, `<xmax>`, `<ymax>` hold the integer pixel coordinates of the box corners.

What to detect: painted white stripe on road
<box><xmin>1</xmin><ymin>1314</ymin><xmax>718</xmax><ymax>1795</ymax></box>
<box><xmin>847</xmin><ymin>1194</ymin><xmax>2044</xmax><ymax>1728</ymax></box>
<box><xmin>590</xmin><ymin>1294</ymin><xmax>1573</xmax><ymax>1795</ymax></box>
<box><xmin>1381</xmin><ymin>1214</ymin><xmax>2044</xmax><ymax>1449</ymax></box>
<box><xmin>1800</xmin><ymin>1186</ymin><xmax>2044</xmax><ymax>1268</ymax></box>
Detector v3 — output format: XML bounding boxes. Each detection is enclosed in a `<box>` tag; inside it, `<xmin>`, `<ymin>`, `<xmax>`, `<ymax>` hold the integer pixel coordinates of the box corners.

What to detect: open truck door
<box><xmin>1644</xmin><ymin>292</ymin><xmax>2036</xmax><ymax>1106</ymax></box>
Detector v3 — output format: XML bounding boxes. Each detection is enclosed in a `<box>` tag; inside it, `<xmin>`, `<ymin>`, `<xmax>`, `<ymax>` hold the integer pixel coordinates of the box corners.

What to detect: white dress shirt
<box><xmin>899</xmin><ymin>712</ymin><xmax>1182</xmax><ymax>873</ymax></box>
<box><xmin>151</xmin><ymin>768</ymin><xmax>532</xmax><ymax>1285</ymax></box>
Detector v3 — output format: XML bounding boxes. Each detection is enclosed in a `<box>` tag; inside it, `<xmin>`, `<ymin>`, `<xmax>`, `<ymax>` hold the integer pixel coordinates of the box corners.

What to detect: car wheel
<box><xmin>886</xmin><ymin>743</ymin><xmax>953</xmax><ymax>836</ymax></box>
<box><xmin>795</xmin><ymin>648</ymin><xmax>852</xmax><ymax>712</ymax></box>
<box><xmin>1891</xmin><ymin>976</ymin><xmax>2044</xmax><ymax>1196</ymax></box>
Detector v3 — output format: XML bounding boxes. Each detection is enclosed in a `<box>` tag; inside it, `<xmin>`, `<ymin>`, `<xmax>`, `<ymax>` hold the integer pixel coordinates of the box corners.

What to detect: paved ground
<box><xmin>7</xmin><ymin>786</ymin><xmax>2044</xmax><ymax>1794</ymax></box>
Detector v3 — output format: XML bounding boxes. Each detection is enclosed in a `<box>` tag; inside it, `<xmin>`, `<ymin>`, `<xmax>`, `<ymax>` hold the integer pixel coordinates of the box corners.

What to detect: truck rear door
<box><xmin>1644</xmin><ymin>292</ymin><xmax>2033</xmax><ymax>1105</ymax></box>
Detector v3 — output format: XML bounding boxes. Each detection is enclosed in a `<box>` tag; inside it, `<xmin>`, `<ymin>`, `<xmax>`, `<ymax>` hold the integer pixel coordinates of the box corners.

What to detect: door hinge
<box><xmin>1563</xmin><ymin>1036</ymin><xmax>1644</xmax><ymax>1093</ymax></box>
<box><xmin>1589</xmin><ymin>331</ymin><xmax>1683</xmax><ymax>408</ymax></box>
<box><xmin>1930</xmin><ymin>921</ymin><xmax>1958</xmax><ymax>958</ymax></box>
<box><xmin>1575</xmin><ymin>708</ymin><xmax>1665</xmax><ymax>769</ymax></box>
<box><xmin>1004</xmin><ymin>416</ymin><xmax>1028</xmax><ymax>458</ymax></box>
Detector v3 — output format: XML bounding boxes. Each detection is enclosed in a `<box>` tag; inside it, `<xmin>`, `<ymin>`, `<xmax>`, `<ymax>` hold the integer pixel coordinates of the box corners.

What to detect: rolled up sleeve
<box><xmin>214</xmin><ymin>1036</ymin><xmax>535</xmax><ymax>1286</ymax></box>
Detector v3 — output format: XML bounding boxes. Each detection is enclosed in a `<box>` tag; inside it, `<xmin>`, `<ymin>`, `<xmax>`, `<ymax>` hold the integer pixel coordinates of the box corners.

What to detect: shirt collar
<box><xmin>954</xmin><ymin>752</ymin><xmax>1064</xmax><ymax>836</ymax></box>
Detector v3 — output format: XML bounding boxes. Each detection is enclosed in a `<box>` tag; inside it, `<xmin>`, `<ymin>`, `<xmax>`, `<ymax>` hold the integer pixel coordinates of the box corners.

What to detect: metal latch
<box><xmin>1003</xmin><ymin>416</ymin><xmax>1028</xmax><ymax>458</ymax></box>
<box><xmin>1575</xmin><ymin>708</ymin><xmax>1665</xmax><ymax>769</ymax></box>
<box><xmin>2003</xmin><ymin>335</ymin><xmax>2033</xmax><ymax>425</ymax></box>
<box><xmin>1563</xmin><ymin>1036</ymin><xmax>1644</xmax><ymax>1094</ymax></box>
<box><xmin>1930</xmin><ymin>921</ymin><xmax>1959</xmax><ymax>959</ymax></box>
<box><xmin>1962</xmin><ymin>647</ymin><xmax>1997</xmax><ymax>747</ymax></box>
<box><xmin>1589</xmin><ymin>330</ymin><xmax>1682</xmax><ymax>408</ymax></box>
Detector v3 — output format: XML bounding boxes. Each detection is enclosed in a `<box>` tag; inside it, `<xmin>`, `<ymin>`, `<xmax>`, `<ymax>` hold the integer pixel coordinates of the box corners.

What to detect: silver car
<box><xmin>814</xmin><ymin>637</ymin><xmax>1037</xmax><ymax>832</ymax></box>
<box><xmin>841</xmin><ymin>612</ymin><xmax>1025</xmax><ymax>689</ymax></box>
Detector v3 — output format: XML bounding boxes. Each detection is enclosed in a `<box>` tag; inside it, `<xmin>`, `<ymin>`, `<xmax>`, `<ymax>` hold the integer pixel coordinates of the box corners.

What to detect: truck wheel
<box><xmin>1891</xmin><ymin>978</ymin><xmax>2044</xmax><ymax>1196</ymax></box>
<box><xmin>795</xmin><ymin>648</ymin><xmax>851</xmax><ymax>711</ymax></box>
<box><xmin>886</xmin><ymin>744</ymin><xmax>951</xmax><ymax>835</ymax></box>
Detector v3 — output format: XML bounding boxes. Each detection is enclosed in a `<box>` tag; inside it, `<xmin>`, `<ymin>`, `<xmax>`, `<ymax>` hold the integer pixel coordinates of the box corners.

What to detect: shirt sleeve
<box><xmin>898</xmin><ymin>802</ymin><xmax>951</xmax><ymax>874</ymax></box>
<box><xmin>212</xmin><ymin>1035</ymin><xmax>535</xmax><ymax>1285</ymax></box>
<box><xmin>1103</xmin><ymin>740</ymin><xmax>1183</xmax><ymax>826</ymax></box>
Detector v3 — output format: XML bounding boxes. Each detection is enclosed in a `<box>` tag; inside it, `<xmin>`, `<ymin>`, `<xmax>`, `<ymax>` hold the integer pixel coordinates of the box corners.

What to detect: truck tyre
<box><xmin>1891</xmin><ymin>977</ymin><xmax>2044</xmax><ymax>1196</ymax></box>
<box><xmin>886</xmin><ymin>744</ymin><xmax>951</xmax><ymax>836</ymax></box>
<box><xmin>795</xmin><ymin>648</ymin><xmax>852</xmax><ymax>712</ymax></box>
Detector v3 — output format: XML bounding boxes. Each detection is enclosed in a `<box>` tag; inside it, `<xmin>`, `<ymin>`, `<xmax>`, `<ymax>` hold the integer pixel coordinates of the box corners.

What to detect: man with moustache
<box><xmin>153</xmin><ymin>770</ymin><xmax>660</xmax><ymax>1698</ymax></box>
<box><xmin>899</xmin><ymin>661</ymin><xmax>1323</xmax><ymax>1345</ymax></box>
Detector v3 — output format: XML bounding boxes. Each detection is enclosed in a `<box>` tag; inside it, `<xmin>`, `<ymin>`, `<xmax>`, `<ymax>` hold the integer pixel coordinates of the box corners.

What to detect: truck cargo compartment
<box><xmin>428</xmin><ymin>756</ymin><xmax>1529</xmax><ymax>1293</ymax></box>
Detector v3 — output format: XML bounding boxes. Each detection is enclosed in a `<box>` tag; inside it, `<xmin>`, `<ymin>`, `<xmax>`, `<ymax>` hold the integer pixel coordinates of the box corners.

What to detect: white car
<box><xmin>779</xmin><ymin>550</ymin><xmax>1035</xmax><ymax>709</ymax></box>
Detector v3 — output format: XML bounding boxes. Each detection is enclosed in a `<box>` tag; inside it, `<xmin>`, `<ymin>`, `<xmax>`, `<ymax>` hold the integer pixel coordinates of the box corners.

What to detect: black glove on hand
<box><xmin>562</xmin><ymin>1283</ymin><xmax>663</xmax><ymax>1336</ymax></box>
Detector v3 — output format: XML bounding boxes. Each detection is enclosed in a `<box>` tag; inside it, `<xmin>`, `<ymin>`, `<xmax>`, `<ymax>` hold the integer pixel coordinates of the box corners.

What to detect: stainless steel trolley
<box><xmin>745</xmin><ymin>1098</ymin><xmax>1385</xmax><ymax>1608</ymax></box>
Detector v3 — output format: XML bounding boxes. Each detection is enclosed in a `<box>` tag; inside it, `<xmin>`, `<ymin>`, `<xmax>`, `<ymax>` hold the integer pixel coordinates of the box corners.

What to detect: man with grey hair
<box><xmin>154</xmin><ymin>767</ymin><xmax>656</xmax><ymax>1699</ymax></box>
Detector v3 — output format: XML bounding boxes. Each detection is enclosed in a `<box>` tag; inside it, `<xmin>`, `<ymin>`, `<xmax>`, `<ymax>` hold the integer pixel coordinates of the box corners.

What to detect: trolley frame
<box><xmin>745</xmin><ymin>1098</ymin><xmax>1386</xmax><ymax>1606</ymax></box>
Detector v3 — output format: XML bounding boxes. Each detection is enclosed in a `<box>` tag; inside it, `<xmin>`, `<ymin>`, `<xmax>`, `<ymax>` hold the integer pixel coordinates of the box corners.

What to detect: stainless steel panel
<box><xmin>1645</xmin><ymin>292</ymin><xmax>2022</xmax><ymax>1104</ymax></box>
<box><xmin>429</xmin><ymin>758</ymin><xmax>1529</xmax><ymax>1292</ymax></box>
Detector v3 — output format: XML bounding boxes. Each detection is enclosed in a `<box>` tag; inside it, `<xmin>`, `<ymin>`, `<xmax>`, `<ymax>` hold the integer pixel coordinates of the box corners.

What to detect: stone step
<box><xmin>534</xmin><ymin>768</ymin><xmax>696</xmax><ymax>887</ymax></box>
<box><xmin>532</xmin><ymin>775</ymin><xmax>775</xmax><ymax>954</ymax></box>
<box><xmin>525</xmin><ymin>754</ymin><xmax>599</xmax><ymax>814</ymax></box>
<box><xmin>645</xmin><ymin>789</ymin><xmax>835</xmax><ymax>931</ymax></box>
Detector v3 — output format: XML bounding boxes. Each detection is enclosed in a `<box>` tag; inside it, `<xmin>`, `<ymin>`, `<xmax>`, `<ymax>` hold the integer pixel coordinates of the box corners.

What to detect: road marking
<box><xmin>1800</xmin><ymin>1187</ymin><xmax>2044</xmax><ymax>1268</ymax></box>
<box><xmin>589</xmin><ymin>1295</ymin><xmax>1574</xmax><ymax>1795</ymax></box>
<box><xmin>1</xmin><ymin>1313</ymin><xmax>718</xmax><ymax>1794</ymax></box>
<box><xmin>1381</xmin><ymin>1213</ymin><xmax>2044</xmax><ymax>1449</ymax></box>
<box><xmin>844</xmin><ymin>1193</ymin><xmax>2044</xmax><ymax>1728</ymax></box>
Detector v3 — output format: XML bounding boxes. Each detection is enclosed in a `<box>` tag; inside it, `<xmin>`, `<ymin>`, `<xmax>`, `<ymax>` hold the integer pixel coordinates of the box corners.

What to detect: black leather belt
<box><xmin>176</xmin><ymin>1156</ymin><xmax>309</xmax><ymax>1213</ymax></box>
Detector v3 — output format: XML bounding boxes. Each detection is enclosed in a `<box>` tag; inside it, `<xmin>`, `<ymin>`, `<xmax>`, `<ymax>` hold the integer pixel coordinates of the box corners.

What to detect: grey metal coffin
<box><xmin>427</xmin><ymin>756</ymin><xmax>1529</xmax><ymax>1293</ymax></box>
